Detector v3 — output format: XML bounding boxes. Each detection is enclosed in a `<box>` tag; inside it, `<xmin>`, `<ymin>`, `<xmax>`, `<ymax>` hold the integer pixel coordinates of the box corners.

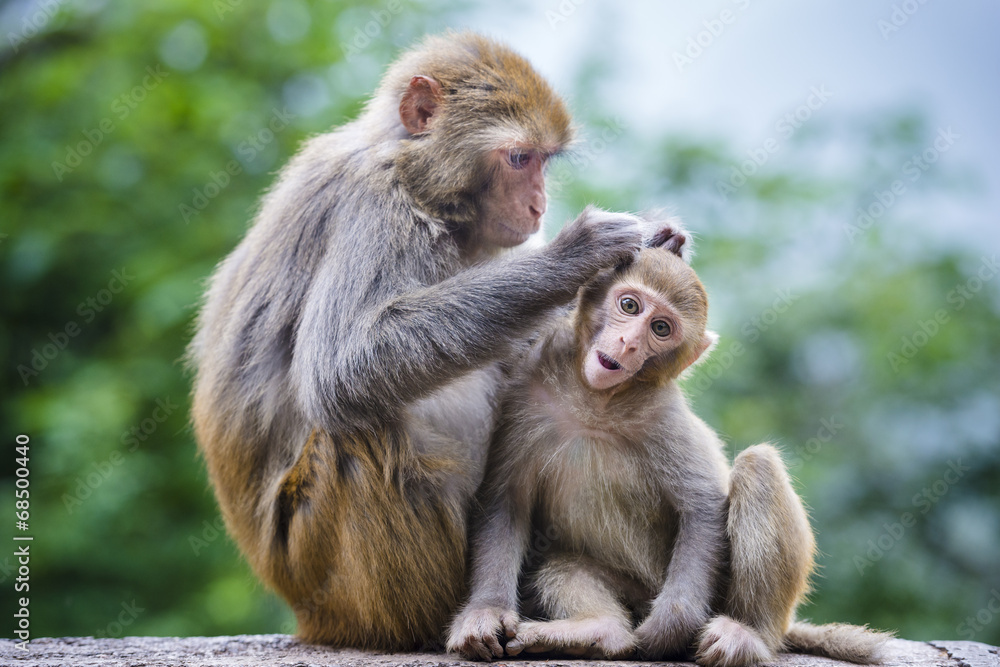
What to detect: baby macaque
<box><xmin>447</xmin><ymin>229</ymin><xmax>889</xmax><ymax>666</ymax></box>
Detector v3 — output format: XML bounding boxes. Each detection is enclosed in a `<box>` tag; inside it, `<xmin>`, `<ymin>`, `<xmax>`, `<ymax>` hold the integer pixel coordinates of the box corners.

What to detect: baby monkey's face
<box><xmin>582</xmin><ymin>280</ymin><xmax>684</xmax><ymax>391</ymax></box>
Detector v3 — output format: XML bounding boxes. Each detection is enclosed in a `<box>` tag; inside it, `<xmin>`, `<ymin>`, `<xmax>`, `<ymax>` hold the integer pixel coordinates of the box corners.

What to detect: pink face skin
<box><xmin>398</xmin><ymin>76</ymin><xmax>554</xmax><ymax>249</ymax></box>
<box><xmin>478</xmin><ymin>147</ymin><xmax>551</xmax><ymax>248</ymax></box>
<box><xmin>583</xmin><ymin>283</ymin><xmax>684</xmax><ymax>391</ymax></box>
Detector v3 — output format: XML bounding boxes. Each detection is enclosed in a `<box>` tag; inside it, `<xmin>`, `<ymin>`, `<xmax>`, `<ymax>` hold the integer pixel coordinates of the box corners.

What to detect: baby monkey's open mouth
<box><xmin>597</xmin><ymin>351</ymin><xmax>622</xmax><ymax>371</ymax></box>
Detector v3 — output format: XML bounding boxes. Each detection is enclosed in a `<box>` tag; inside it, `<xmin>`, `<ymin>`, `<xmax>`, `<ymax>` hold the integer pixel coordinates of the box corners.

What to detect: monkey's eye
<box><xmin>508</xmin><ymin>150</ymin><xmax>531</xmax><ymax>170</ymax></box>
<box><xmin>619</xmin><ymin>297</ymin><xmax>640</xmax><ymax>315</ymax></box>
<box><xmin>651</xmin><ymin>320</ymin><xmax>672</xmax><ymax>338</ymax></box>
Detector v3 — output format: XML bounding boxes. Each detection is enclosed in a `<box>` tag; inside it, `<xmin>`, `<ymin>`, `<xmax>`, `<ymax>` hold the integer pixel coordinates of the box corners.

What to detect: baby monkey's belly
<box><xmin>534</xmin><ymin>435</ymin><xmax>677</xmax><ymax>592</ymax></box>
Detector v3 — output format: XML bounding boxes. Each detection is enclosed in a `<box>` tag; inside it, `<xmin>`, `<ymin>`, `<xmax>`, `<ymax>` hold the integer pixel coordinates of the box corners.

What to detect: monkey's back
<box><xmin>189</xmin><ymin>123</ymin><xmax>477</xmax><ymax>649</ymax></box>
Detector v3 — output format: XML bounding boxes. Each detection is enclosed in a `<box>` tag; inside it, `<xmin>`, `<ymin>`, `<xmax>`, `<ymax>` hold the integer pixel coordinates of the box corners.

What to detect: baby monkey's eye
<box><xmin>619</xmin><ymin>297</ymin><xmax>640</xmax><ymax>315</ymax></box>
<box><xmin>651</xmin><ymin>320</ymin><xmax>671</xmax><ymax>338</ymax></box>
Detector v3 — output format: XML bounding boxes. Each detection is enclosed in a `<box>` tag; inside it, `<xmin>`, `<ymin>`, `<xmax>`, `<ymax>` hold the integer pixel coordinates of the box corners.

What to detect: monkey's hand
<box><xmin>640</xmin><ymin>214</ymin><xmax>693</xmax><ymax>262</ymax></box>
<box><xmin>547</xmin><ymin>205</ymin><xmax>642</xmax><ymax>280</ymax></box>
<box><xmin>634</xmin><ymin>599</ymin><xmax>709</xmax><ymax>660</ymax></box>
<box><xmin>445</xmin><ymin>605</ymin><xmax>519</xmax><ymax>661</ymax></box>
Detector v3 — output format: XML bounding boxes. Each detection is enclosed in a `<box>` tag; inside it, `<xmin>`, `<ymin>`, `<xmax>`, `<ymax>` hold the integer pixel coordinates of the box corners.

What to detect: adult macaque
<box><xmin>189</xmin><ymin>32</ymin><xmax>648</xmax><ymax>648</ymax></box>
<box><xmin>447</xmin><ymin>234</ymin><xmax>891</xmax><ymax>666</ymax></box>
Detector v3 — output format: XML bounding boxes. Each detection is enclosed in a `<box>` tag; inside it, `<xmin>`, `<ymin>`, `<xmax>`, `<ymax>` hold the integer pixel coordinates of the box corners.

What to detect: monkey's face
<box><xmin>477</xmin><ymin>146</ymin><xmax>551</xmax><ymax>247</ymax></box>
<box><xmin>582</xmin><ymin>282</ymin><xmax>684</xmax><ymax>391</ymax></box>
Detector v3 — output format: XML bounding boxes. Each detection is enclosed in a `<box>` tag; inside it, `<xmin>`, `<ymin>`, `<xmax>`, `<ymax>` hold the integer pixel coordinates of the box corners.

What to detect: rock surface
<box><xmin>0</xmin><ymin>635</ymin><xmax>997</xmax><ymax>667</ymax></box>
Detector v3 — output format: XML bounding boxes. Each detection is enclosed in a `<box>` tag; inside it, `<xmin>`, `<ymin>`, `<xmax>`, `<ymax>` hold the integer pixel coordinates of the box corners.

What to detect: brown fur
<box><xmin>392</xmin><ymin>33</ymin><xmax>572</xmax><ymax>227</ymax></box>
<box><xmin>190</xmin><ymin>32</ymin><xmax>643</xmax><ymax>649</ymax></box>
<box><xmin>785</xmin><ymin>622</ymin><xmax>895</xmax><ymax>663</ymax></box>
<box><xmin>276</xmin><ymin>429</ymin><xmax>469</xmax><ymax>645</ymax></box>
<box><xmin>448</xmin><ymin>249</ymin><xmax>890</xmax><ymax>666</ymax></box>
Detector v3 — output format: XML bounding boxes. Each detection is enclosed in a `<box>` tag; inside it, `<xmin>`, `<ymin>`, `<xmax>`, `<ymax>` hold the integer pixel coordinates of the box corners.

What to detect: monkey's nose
<box><xmin>529</xmin><ymin>193</ymin><xmax>546</xmax><ymax>218</ymax></box>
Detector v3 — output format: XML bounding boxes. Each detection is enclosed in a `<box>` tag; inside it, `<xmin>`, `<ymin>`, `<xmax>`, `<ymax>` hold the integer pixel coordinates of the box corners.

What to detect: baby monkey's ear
<box><xmin>680</xmin><ymin>331</ymin><xmax>719</xmax><ymax>373</ymax></box>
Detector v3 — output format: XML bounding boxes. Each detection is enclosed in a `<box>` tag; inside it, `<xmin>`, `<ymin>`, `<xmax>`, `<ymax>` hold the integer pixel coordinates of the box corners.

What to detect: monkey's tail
<box><xmin>784</xmin><ymin>621</ymin><xmax>895</xmax><ymax>664</ymax></box>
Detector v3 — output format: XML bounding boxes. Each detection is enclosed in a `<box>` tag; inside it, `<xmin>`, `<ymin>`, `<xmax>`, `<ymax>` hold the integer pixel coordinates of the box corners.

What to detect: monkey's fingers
<box><xmin>481</xmin><ymin>629</ymin><xmax>505</xmax><ymax>659</ymax></box>
<box><xmin>637</xmin><ymin>214</ymin><xmax>692</xmax><ymax>261</ymax></box>
<box><xmin>446</xmin><ymin>634</ymin><xmax>483</xmax><ymax>662</ymax></box>
<box><xmin>447</xmin><ymin>609</ymin><xmax>507</xmax><ymax>661</ymax></box>
<box><xmin>465</xmin><ymin>637</ymin><xmax>495</xmax><ymax>662</ymax></box>
<box><xmin>504</xmin><ymin>636</ymin><xmax>527</xmax><ymax>656</ymax></box>
<box><xmin>467</xmin><ymin>622</ymin><xmax>507</xmax><ymax>660</ymax></box>
<box><xmin>499</xmin><ymin>610</ymin><xmax>519</xmax><ymax>639</ymax></box>
<box><xmin>504</xmin><ymin>638</ymin><xmax>528</xmax><ymax>656</ymax></box>
<box><xmin>645</xmin><ymin>226</ymin><xmax>688</xmax><ymax>260</ymax></box>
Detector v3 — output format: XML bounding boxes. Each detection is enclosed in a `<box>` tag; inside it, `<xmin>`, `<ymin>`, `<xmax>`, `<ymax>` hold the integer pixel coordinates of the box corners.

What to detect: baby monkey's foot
<box><xmin>696</xmin><ymin>615</ymin><xmax>774</xmax><ymax>667</ymax></box>
<box><xmin>506</xmin><ymin>617</ymin><xmax>636</xmax><ymax>659</ymax></box>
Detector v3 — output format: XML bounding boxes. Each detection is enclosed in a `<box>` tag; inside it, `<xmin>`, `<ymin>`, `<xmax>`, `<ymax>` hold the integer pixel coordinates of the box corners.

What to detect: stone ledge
<box><xmin>0</xmin><ymin>635</ymin><xmax>996</xmax><ymax>667</ymax></box>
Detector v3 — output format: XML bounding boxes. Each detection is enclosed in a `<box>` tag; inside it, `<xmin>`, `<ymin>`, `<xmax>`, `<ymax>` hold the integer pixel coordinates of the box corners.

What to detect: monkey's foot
<box><xmin>696</xmin><ymin>615</ymin><xmax>774</xmax><ymax>667</ymax></box>
<box><xmin>506</xmin><ymin>617</ymin><xmax>636</xmax><ymax>659</ymax></box>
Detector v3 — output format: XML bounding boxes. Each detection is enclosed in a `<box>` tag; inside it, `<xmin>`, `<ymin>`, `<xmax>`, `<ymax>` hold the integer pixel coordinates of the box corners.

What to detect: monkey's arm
<box><xmin>295</xmin><ymin>207</ymin><xmax>640</xmax><ymax>429</ymax></box>
<box><xmin>635</xmin><ymin>432</ymin><xmax>728</xmax><ymax>659</ymax></box>
<box><xmin>446</xmin><ymin>453</ymin><xmax>534</xmax><ymax>660</ymax></box>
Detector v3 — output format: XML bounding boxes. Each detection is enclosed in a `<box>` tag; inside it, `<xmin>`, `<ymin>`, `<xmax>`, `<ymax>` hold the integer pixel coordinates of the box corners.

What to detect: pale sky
<box><xmin>453</xmin><ymin>0</ymin><xmax>999</xmax><ymax>248</ymax></box>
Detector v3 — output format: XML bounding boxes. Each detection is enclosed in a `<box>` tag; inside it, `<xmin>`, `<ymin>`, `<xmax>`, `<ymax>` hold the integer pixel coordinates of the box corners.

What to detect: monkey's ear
<box><xmin>399</xmin><ymin>75</ymin><xmax>443</xmax><ymax>134</ymax></box>
<box><xmin>681</xmin><ymin>330</ymin><xmax>719</xmax><ymax>372</ymax></box>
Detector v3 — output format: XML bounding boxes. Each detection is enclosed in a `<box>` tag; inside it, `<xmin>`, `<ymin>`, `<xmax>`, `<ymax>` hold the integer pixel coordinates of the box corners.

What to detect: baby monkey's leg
<box><xmin>508</xmin><ymin>554</ymin><xmax>637</xmax><ymax>659</ymax></box>
<box><xmin>698</xmin><ymin>443</ymin><xmax>816</xmax><ymax>667</ymax></box>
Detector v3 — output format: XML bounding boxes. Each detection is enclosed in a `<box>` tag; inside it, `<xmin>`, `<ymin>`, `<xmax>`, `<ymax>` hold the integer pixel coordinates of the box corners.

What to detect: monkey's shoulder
<box><xmin>506</xmin><ymin>313</ymin><xmax>579</xmax><ymax>375</ymax></box>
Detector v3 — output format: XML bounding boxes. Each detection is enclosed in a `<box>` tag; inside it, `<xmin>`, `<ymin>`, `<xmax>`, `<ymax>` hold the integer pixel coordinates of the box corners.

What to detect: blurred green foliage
<box><xmin>1</xmin><ymin>0</ymin><xmax>998</xmax><ymax>647</ymax></box>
